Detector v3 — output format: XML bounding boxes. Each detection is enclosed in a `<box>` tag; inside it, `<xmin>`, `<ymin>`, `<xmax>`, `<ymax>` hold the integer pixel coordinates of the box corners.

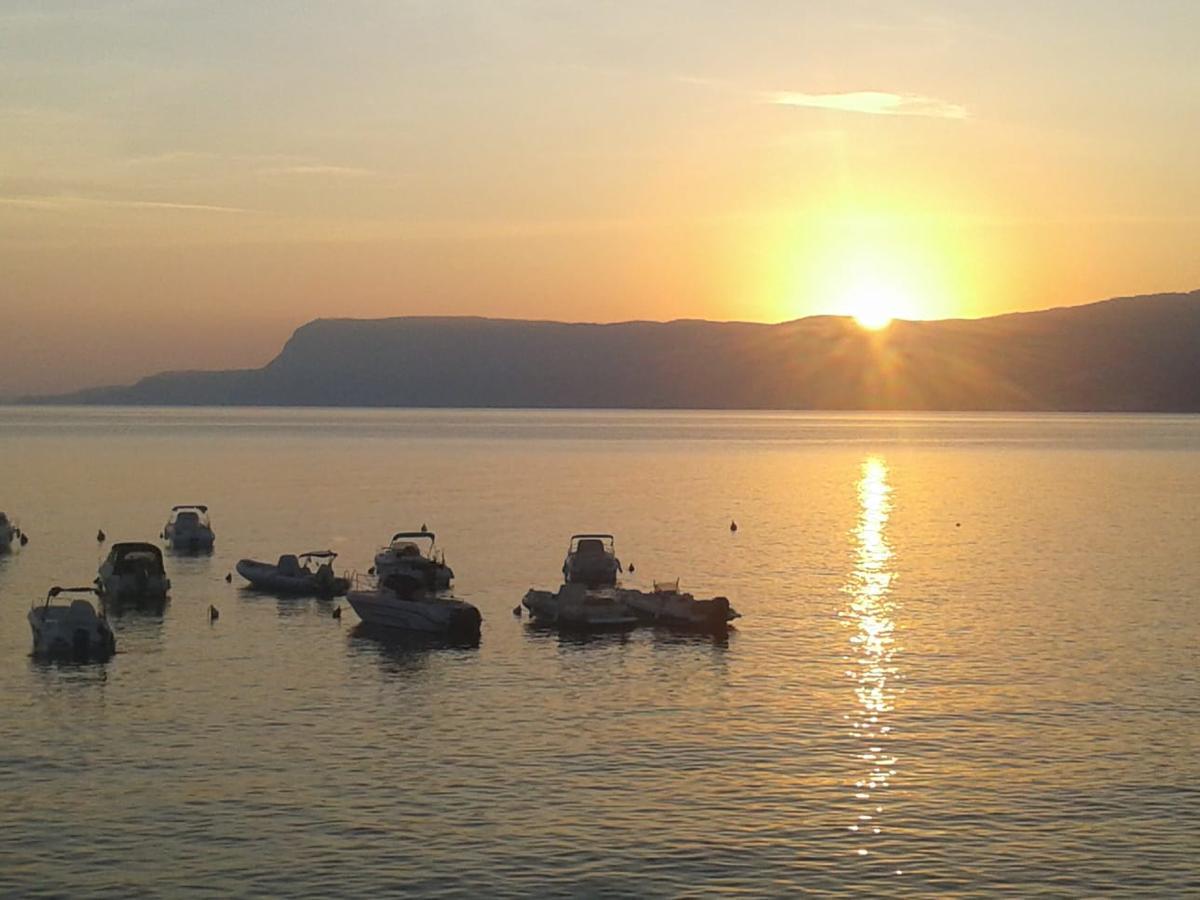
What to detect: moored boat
<box><xmin>346</xmin><ymin>573</ymin><xmax>481</xmax><ymax>637</ymax></box>
<box><xmin>162</xmin><ymin>504</ymin><xmax>215</xmax><ymax>551</ymax></box>
<box><xmin>97</xmin><ymin>542</ymin><xmax>171</xmax><ymax>601</ymax></box>
<box><xmin>236</xmin><ymin>550</ymin><xmax>350</xmax><ymax>596</ymax></box>
<box><xmin>562</xmin><ymin>534</ymin><xmax>622</xmax><ymax>587</ymax></box>
<box><xmin>618</xmin><ymin>581</ymin><xmax>739</xmax><ymax>631</ymax></box>
<box><xmin>373</xmin><ymin>531</ymin><xmax>453</xmax><ymax>590</ymax></box>
<box><xmin>28</xmin><ymin>586</ymin><xmax>116</xmax><ymax>661</ymax></box>
<box><xmin>523</xmin><ymin>583</ymin><xmax>637</xmax><ymax>630</ymax></box>
<box><xmin>0</xmin><ymin>511</ymin><xmax>26</xmax><ymax>552</ymax></box>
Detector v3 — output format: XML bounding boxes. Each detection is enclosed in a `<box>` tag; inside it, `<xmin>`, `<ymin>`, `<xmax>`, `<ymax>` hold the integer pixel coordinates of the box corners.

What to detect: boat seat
<box><xmin>276</xmin><ymin>555</ymin><xmax>302</xmax><ymax>576</ymax></box>
<box><xmin>66</xmin><ymin>599</ymin><xmax>96</xmax><ymax>621</ymax></box>
<box><xmin>558</xmin><ymin>583</ymin><xmax>588</xmax><ymax>601</ymax></box>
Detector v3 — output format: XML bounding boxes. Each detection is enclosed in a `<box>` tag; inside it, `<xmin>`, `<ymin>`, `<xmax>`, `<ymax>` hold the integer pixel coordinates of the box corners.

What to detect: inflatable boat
<box><xmin>236</xmin><ymin>550</ymin><xmax>350</xmax><ymax>596</ymax></box>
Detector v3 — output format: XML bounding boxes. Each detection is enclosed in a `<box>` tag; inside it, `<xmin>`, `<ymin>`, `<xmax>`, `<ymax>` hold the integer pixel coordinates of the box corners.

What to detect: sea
<box><xmin>0</xmin><ymin>407</ymin><xmax>1197</xmax><ymax>898</ymax></box>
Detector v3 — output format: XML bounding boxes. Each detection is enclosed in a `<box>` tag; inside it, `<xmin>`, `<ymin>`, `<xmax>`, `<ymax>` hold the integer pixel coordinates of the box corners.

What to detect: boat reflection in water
<box><xmin>348</xmin><ymin>621</ymin><xmax>480</xmax><ymax>658</ymax></box>
<box><xmin>841</xmin><ymin>456</ymin><xmax>901</xmax><ymax>864</ymax></box>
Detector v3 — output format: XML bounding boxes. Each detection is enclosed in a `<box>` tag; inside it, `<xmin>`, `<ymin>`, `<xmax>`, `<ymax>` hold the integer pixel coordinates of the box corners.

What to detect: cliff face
<box><xmin>26</xmin><ymin>291</ymin><xmax>1200</xmax><ymax>411</ymax></box>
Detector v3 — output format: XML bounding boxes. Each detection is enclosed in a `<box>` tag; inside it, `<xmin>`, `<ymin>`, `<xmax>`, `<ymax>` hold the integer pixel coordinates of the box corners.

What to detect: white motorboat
<box><xmin>618</xmin><ymin>581</ymin><xmax>740</xmax><ymax>631</ymax></box>
<box><xmin>522</xmin><ymin>583</ymin><xmax>637</xmax><ymax>630</ymax></box>
<box><xmin>346</xmin><ymin>573</ymin><xmax>481</xmax><ymax>637</ymax></box>
<box><xmin>96</xmin><ymin>542</ymin><xmax>171</xmax><ymax>601</ymax></box>
<box><xmin>162</xmin><ymin>504</ymin><xmax>215</xmax><ymax>551</ymax></box>
<box><xmin>28</xmin><ymin>586</ymin><xmax>116</xmax><ymax>661</ymax></box>
<box><xmin>373</xmin><ymin>531</ymin><xmax>454</xmax><ymax>590</ymax></box>
<box><xmin>562</xmin><ymin>534</ymin><xmax>622</xmax><ymax>587</ymax></box>
<box><xmin>0</xmin><ymin>511</ymin><xmax>26</xmax><ymax>552</ymax></box>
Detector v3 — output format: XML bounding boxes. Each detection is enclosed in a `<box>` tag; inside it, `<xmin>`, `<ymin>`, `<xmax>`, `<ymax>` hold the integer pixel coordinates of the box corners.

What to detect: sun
<box><xmin>854</xmin><ymin>305</ymin><xmax>893</xmax><ymax>331</ymax></box>
<box><xmin>842</xmin><ymin>277</ymin><xmax>908</xmax><ymax>331</ymax></box>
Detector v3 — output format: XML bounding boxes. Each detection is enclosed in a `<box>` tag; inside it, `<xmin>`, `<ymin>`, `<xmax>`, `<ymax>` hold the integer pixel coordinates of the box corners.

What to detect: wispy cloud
<box><xmin>0</xmin><ymin>195</ymin><xmax>253</xmax><ymax>214</ymax></box>
<box><xmin>260</xmin><ymin>164</ymin><xmax>376</xmax><ymax>178</ymax></box>
<box><xmin>764</xmin><ymin>90</ymin><xmax>967</xmax><ymax>120</ymax></box>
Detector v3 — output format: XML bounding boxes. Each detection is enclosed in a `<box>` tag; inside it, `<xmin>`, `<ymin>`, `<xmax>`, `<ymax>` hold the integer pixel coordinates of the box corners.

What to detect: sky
<box><xmin>2</xmin><ymin>0</ymin><xmax>1198</xmax><ymax>395</ymax></box>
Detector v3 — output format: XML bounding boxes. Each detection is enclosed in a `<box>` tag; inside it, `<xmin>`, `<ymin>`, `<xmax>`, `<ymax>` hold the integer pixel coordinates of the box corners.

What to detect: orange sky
<box><xmin>2</xmin><ymin>2</ymin><xmax>1198</xmax><ymax>395</ymax></box>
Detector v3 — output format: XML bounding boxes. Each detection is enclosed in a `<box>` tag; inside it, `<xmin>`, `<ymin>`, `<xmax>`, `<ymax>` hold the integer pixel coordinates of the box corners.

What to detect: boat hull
<box><xmin>236</xmin><ymin>559</ymin><xmax>350</xmax><ymax>597</ymax></box>
<box><xmin>523</xmin><ymin>587</ymin><xmax>638</xmax><ymax>630</ymax></box>
<box><xmin>163</xmin><ymin>526</ymin><xmax>215</xmax><ymax>551</ymax></box>
<box><xmin>619</xmin><ymin>589</ymin><xmax>738</xmax><ymax>632</ymax></box>
<box><xmin>96</xmin><ymin>572</ymin><xmax>171</xmax><ymax>601</ymax></box>
<box><xmin>346</xmin><ymin>590</ymin><xmax>482</xmax><ymax>636</ymax></box>
<box><xmin>28</xmin><ymin>606</ymin><xmax>116</xmax><ymax>662</ymax></box>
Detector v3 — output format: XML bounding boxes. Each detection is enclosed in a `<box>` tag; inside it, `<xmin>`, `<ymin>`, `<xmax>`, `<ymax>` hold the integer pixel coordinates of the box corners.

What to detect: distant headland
<box><xmin>18</xmin><ymin>290</ymin><xmax>1200</xmax><ymax>412</ymax></box>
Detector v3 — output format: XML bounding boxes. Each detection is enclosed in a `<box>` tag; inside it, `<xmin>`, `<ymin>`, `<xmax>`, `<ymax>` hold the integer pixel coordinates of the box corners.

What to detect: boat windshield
<box><xmin>170</xmin><ymin>506</ymin><xmax>210</xmax><ymax>526</ymax></box>
<box><xmin>390</xmin><ymin>541</ymin><xmax>425</xmax><ymax>557</ymax></box>
<box><xmin>570</xmin><ymin>534</ymin><xmax>615</xmax><ymax>556</ymax></box>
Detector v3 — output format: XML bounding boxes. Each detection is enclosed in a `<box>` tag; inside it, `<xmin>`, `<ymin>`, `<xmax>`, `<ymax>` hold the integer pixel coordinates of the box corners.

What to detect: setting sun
<box><xmin>842</xmin><ymin>277</ymin><xmax>910</xmax><ymax>331</ymax></box>
<box><xmin>854</xmin><ymin>305</ymin><xmax>894</xmax><ymax>331</ymax></box>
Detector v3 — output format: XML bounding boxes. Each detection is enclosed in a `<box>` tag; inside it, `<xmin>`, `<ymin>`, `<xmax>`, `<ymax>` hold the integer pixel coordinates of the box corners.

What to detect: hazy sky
<box><xmin>3</xmin><ymin>0</ymin><xmax>1198</xmax><ymax>394</ymax></box>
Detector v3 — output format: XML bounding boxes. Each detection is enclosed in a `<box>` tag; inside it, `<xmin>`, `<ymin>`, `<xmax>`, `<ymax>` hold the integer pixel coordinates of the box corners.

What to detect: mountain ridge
<box><xmin>19</xmin><ymin>290</ymin><xmax>1200</xmax><ymax>411</ymax></box>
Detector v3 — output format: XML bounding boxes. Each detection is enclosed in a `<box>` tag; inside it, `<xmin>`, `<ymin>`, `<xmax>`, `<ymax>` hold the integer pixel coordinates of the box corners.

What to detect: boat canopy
<box><xmin>106</xmin><ymin>542</ymin><xmax>166</xmax><ymax>572</ymax></box>
<box><xmin>299</xmin><ymin>550</ymin><xmax>338</xmax><ymax>560</ymax></box>
<box><xmin>569</xmin><ymin>533</ymin><xmax>615</xmax><ymax>553</ymax></box>
<box><xmin>109</xmin><ymin>542</ymin><xmax>164</xmax><ymax>560</ymax></box>
<box><xmin>172</xmin><ymin>504</ymin><xmax>208</xmax><ymax>513</ymax></box>
<box><xmin>390</xmin><ymin>531</ymin><xmax>435</xmax><ymax>545</ymax></box>
<box><xmin>48</xmin><ymin>585</ymin><xmax>100</xmax><ymax>599</ymax></box>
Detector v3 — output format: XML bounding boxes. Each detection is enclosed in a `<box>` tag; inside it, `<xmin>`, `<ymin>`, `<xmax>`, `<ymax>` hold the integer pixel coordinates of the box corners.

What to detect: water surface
<box><xmin>1</xmin><ymin>408</ymin><xmax>1197</xmax><ymax>897</ymax></box>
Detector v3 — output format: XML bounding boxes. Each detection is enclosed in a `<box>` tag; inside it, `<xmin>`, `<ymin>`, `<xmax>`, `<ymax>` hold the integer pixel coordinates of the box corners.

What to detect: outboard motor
<box><xmin>72</xmin><ymin>627</ymin><xmax>91</xmax><ymax>662</ymax></box>
<box><xmin>711</xmin><ymin>596</ymin><xmax>731</xmax><ymax>626</ymax></box>
<box><xmin>449</xmin><ymin>606</ymin><xmax>483</xmax><ymax>638</ymax></box>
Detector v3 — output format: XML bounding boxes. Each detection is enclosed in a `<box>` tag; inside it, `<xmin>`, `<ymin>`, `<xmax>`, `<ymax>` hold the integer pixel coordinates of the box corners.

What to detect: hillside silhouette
<box><xmin>28</xmin><ymin>290</ymin><xmax>1200</xmax><ymax>411</ymax></box>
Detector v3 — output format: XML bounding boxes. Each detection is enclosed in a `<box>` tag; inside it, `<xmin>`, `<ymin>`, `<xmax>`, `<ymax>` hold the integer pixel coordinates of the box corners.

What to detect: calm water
<box><xmin>1</xmin><ymin>408</ymin><xmax>1197</xmax><ymax>898</ymax></box>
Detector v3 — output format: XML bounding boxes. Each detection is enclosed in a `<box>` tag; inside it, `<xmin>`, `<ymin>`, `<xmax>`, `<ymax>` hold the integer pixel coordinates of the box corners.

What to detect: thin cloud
<box><xmin>765</xmin><ymin>90</ymin><xmax>967</xmax><ymax>120</ymax></box>
<box><xmin>0</xmin><ymin>195</ymin><xmax>254</xmax><ymax>213</ymax></box>
<box><xmin>260</xmin><ymin>165</ymin><xmax>376</xmax><ymax>178</ymax></box>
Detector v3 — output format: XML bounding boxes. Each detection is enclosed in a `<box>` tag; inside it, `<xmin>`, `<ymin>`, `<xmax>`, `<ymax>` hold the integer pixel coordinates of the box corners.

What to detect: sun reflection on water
<box><xmin>841</xmin><ymin>456</ymin><xmax>901</xmax><ymax>859</ymax></box>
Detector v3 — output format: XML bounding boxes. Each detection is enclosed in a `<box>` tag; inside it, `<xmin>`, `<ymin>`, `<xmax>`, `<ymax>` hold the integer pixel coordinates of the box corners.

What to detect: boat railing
<box><xmin>348</xmin><ymin>570</ymin><xmax>375</xmax><ymax>591</ymax></box>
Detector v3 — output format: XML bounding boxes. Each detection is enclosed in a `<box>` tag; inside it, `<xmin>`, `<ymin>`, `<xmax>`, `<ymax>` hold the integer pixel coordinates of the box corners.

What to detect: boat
<box><xmin>162</xmin><ymin>504</ymin><xmax>215</xmax><ymax>551</ymax></box>
<box><xmin>618</xmin><ymin>580</ymin><xmax>740</xmax><ymax>631</ymax></box>
<box><xmin>0</xmin><ymin>511</ymin><xmax>25</xmax><ymax>552</ymax></box>
<box><xmin>28</xmin><ymin>586</ymin><xmax>116</xmax><ymax>661</ymax></box>
<box><xmin>373</xmin><ymin>531</ymin><xmax>453</xmax><ymax>590</ymax></box>
<box><xmin>346</xmin><ymin>573</ymin><xmax>481</xmax><ymax>637</ymax></box>
<box><xmin>96</xmin><ymin>542</ymin><xmax>171</xmax><ymax>601</ymax></box>
<box><xmin>562</xmin><ymin>533</ymin><xmax>622</xmax><ymax>587</ymax></box>
<box><xmin>236</xmin><ymin>550</ymin><xmax>350</xmax><ymax>596</ymax></box>
<box><xmin>522</xmin><ymin>583</ymin><xmax>638</xmax><ymax>630</ymax></box>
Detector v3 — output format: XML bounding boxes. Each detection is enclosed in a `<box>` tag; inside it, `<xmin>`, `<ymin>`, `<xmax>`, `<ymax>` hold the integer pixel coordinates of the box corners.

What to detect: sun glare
<box><xmin>854</xmin><ymin>306</ymin><xmax>893</xmax><ymax>331</ymax></box>
<box><xmin>844</xmin><ymin>278</ymin><xmax>908</xmax><ymax>331</ymax></box>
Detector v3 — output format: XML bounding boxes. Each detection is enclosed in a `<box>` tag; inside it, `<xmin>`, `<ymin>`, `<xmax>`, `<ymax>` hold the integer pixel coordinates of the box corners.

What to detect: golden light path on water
<box><xmin>842</xmin><ymin>456</ymin><xmax>901</xmax><ymax>865</ymax></box>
